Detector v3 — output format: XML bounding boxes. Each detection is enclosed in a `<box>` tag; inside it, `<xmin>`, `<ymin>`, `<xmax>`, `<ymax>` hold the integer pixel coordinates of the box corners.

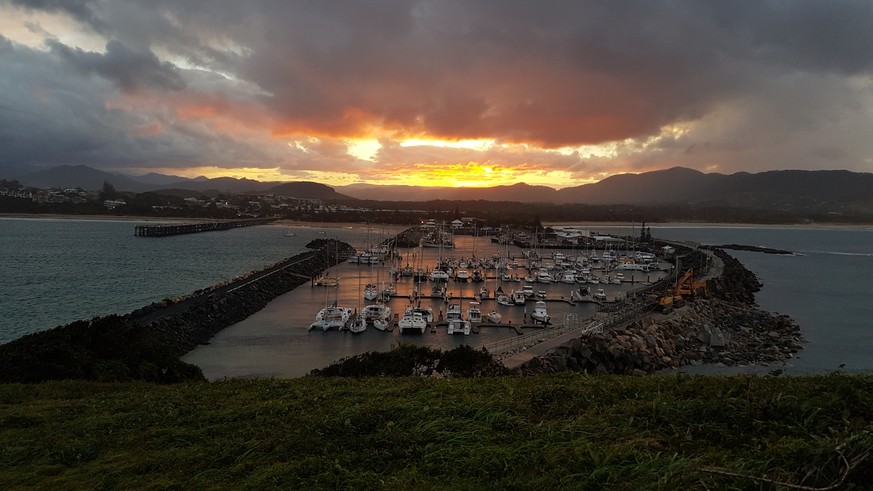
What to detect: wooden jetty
<box><xmin>134</xmin><ymin>218</ymin><xmax>276</xmax><ymax>237</ymax></box>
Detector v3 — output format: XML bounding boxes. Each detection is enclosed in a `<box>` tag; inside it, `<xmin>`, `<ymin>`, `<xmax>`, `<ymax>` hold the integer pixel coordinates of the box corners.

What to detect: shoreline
<box><xmin>2</xmin><ymin>212</ymin><xmax>870</xmax><ymax>230</ymax></box>
<box><xmin>544</xmin><ymin>220</ymin><xmax>873</xmax><ymax>231</ymax></box>
<box><xmin>542</xmin><ymin>221</ymin><xmax>873</xmax><ymax>230</ymax></box>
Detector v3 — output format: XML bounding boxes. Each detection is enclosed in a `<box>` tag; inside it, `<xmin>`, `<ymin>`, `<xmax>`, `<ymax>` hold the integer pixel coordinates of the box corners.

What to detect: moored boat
<box><xmin>348</xmin><ymin>312</ymin><xmax>367</xmax><ymax>333</ymax></box>
<box><xmin>398</xmin><ymin>309</ymin><xmax>427</xmax><ymax>334</ymax></box>
<box><xmin>363</xmin><ymin>283</ymin><xmax>378</xmax><ymax>301</ymax></box>
<box><xmin>447</xmin><ymin>318</ymin><xmax>471</xmax><ymax>335</ymax></box>
<box><xmin>445</xmin><ymin>303</ymin><xmax>462</xmax><ymax>322</ymax></box>
<box><xmin>310</xmin><ymin>305</ymin><xmax>352</xmax><ymax>332</ymax></box>
<box><xmin>530</xmin><ymin>300</ymin><xmax>549</xmax><ymax>324</ymax></box>
<box><xmin>512</xmin><ymin>289</ymin><xmax>526</xmax><ymax>305</ymax></box>
<box><xmin>413</xmin><ymin>306</ymin><xmax>434</xmax><ymax>323</ymax></box>
<box><xmin>466</xmin><ymin>301</ymin><xmax>483</xmax><ymax>324</ymax></box>
<box><xmin>362</xmin><ymin>303</ymin><xmax>392</xmax><ymax>326</ymax></box>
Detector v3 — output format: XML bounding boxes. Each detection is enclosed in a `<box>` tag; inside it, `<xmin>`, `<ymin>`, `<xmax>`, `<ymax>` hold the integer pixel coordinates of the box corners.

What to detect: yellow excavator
<box><xmin>658</xmin><ymin>268</ymin><xmax>710</xmax><ymax>313</ymax></box>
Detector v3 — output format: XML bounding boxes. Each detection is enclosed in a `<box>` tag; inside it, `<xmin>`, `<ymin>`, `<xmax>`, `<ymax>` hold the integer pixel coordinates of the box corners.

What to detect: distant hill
<box><xmin>133</xmin><ymin>172</ymin><xmax>192</xmax><ymax>186</ymax></box>
<box><xmin>9</xmin><ymin>164</ymin><xmax>873</xmax><ymax>217</ymax></box>
<box><xmin>0</xmin><ymin>162</ymin><xmax>39</xmax><ymax>180</ymax></box>
<box><xmin>159</xmin><ymin>176</ymin><xmax>278</xmax><ymax>194</ymax></box>
<box><xmin>337</xmin><ymin>184</ymin><xmax>445</xmax><ymax>201</ymax></box>
<box><xmin>338</xmin><ymin>182</ymin><xmax>556</xmax><ymax>202</ymax></box>
<box><xmin>266</xmin><ymin>182</ymin><xmax>354</xmax><ymax>200</ymax></box>
<box><xmin>554</xmin><ymin>167</ymin><xmax>725</xmax><ymax>204</ymax></box>
<box><xmin>686</xmin><ymin>169</ymin><xmax>873</xmax><ymax>215</ymax></box>
<box><xmin>11</xmin><ymin>165</ymin><xmax>353</xmax><ymax>200</ymax></box>
<box><xmin>18</xmin><ymin>165</ymin><xmax>154</xmax><ymax>192</ymax></box>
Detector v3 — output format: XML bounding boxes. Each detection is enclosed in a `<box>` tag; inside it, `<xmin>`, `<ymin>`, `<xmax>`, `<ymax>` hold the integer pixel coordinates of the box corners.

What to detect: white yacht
<box><xmin>512</xmin><ymin>289</ymin><xmax>527</xmax><ymax>305</ymax></box>
<box><xmin>445</xmin><ymin>303</ymin><xmax>462</xmax><ymax>322</ymax></box>
<box><xmin>362</xmin><ymin>303</ymin><xmax>392</xmax><ymax>326</ymax></box>
<box><xmin>363</xmin><ymin>283</ymin><xmax>378</xmax><ymax>301</ymax></box>
<box><xmin>429</xmin><ymin>269</ymin><xmax>450</xmax><ymax>282</ymax></box>
<box><xmin>559</xmin><ymin>271</ymin><xmax>576</xmax><ymax>284</ymax></box>
<box><xmin>455</xmin><ymin>269</ymin><xmax>470</xmax><ymax>281</ymax></box>
<box><xmin>521</xmin><ymin>284</ymin><xmax>535</xmax><ymax>298</ymax></box>
<box><xmin>530</xmin><ymin>301</ymin><xmax>549</xmax><ymax>324</ymax></box>
<box><xmin>348</xmin><ymin>312</ymin><xmax>367</xmax><ymax>334</ymax></box>
<box><xmin>593</xmin><ymin>288</ymin><xmax>607</xmax><ymax>301</ymax></box>
<box><xmin>536</xmin><ymin>269</ymin><xmax>553</xmax><ymax>283</ymax></box>
<box><xmin>447</xmin><ymin>318</ymin><xmax>471</xmax><ymax>335</ymax></box>
<box><xmin>497</xmin><ymin>292</ymin><xmax>514</xmax><ymax>306</ymax></box>
<box><xmin>486</xmin><ymin>310</ymin><xmax>503</xmax><ymax>324</ymax></box>
<box><xmin>413</xmin><ymin>306</ymin><xmax>434</xmax><ymax>323</ymax></box>
<box><xmin>398</xmin><ymin>309</ymin><xmax>427</xmax><ymax>334</ymax></box>
<box><xmin>466</xmin><ymin>302</ymin><xmax>483</xmax><ymax>324</ymax></box>
<box><xmin>309</xmin><ymin>305</ymin><xmax>352</xmax><ymax>332</ymax></box>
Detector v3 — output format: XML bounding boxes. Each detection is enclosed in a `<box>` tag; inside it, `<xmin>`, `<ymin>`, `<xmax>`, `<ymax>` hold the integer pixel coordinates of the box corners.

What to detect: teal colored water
<box><xmin>0</xmin><ymin>218</ymin><xmax>366</xmax><ymax>342</ymax></box>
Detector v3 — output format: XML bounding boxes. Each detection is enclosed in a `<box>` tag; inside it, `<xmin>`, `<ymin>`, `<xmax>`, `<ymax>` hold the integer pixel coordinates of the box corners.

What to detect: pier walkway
<box><xmin>134</xmin><ymin>218</ymin><xmax>276</xmax><ymax>237</ymax></box>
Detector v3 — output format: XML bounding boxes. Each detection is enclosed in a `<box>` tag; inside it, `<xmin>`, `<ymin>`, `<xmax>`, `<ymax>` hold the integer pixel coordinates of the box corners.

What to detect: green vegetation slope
<box><xmin>2</xmin><ymin>373</ymin><xmax>871</xmax><ymax>489</ymax></box>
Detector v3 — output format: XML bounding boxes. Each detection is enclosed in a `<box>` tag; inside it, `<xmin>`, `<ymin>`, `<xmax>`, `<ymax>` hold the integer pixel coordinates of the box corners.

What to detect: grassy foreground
<box><xmin>2</xmin><ymin>373</ymin><xmax>871</xmax><ymax>490</ymax></box>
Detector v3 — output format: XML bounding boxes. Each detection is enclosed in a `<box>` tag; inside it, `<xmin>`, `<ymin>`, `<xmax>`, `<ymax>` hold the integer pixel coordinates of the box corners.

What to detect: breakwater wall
<box><xmin>130</xmin><ymin>238</ymin><xmax>356</xmax><ymax>355</ymax></box>
<box><xmin>515</xmin><ymin>247</ymin><xmax>804</xmax><ymax>375</ymax></box>
<box><xmin>134</xmin><ymin>218</ymin><xmax>277</xmax><ymax>237</ymax></box>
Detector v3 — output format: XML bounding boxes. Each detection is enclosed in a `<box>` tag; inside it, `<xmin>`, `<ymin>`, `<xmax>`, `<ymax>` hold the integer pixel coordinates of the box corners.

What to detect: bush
<box><xmin>309</xmin><ymin>343</ymin><xmax>509</xmax><ymax>377</ymax></box>
<box><xmin>0</xmin><ymin>315</ymin><xmax>204</xmax><ymax>383</ymax></box>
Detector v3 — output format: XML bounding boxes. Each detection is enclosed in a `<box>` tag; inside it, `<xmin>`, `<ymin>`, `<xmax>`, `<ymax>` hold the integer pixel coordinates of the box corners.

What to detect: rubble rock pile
<box><xmin>516</xmin><ymin>249</ymin><xmax>805</xmax><ymax>375</ymax></box>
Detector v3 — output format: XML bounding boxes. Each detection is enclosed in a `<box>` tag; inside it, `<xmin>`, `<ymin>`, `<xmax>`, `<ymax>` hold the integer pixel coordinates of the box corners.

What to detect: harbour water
<box><xmin>2</xmin><ymin>217</ymin><xmax>871</xmax><ymax>378</ymax></box>
<box><xmin>184</xmin><ymin>233</ymin><xmax>663</xmax><ymax>379</ymax></box>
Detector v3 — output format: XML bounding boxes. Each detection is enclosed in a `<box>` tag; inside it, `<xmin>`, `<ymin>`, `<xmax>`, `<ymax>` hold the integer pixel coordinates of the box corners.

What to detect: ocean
<box><xmin>2</xmin><ymin>217</ymin><xmax>871</xmax><ymax>378</ymax></box>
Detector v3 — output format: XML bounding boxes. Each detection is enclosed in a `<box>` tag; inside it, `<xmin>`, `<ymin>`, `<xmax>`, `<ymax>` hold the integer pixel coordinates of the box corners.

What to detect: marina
<box><xmin>299</xmin><ymin>230</ymin><xmax>673</xmax><ymax>338</ymax></box>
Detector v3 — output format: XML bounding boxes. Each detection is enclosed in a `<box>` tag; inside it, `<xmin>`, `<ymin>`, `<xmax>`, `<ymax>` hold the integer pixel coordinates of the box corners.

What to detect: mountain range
<box><xmin>2</xmin><ymin>164</ymin><xmax>872</xmax><ymax>215</ymax></box>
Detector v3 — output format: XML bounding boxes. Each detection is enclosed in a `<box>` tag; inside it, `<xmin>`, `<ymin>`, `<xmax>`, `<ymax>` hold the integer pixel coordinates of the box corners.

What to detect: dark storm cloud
<box><xmin>2</xmin><ymin>0</ymin><xmax>873</xmax><ymax>176</ymax></box>
<box><xmin>47</xmin><ymin>39</ymin><xmax>185</xmax><ymax>92</ymax></box>
<box><xmin>221</xmin><ymin>0</ymin><xmax>873</xmax><ymax>149</ymax></box>
<box><xmin>0</xmin><ymin>34</ymin><xmax>284</xmax><ymax>169</ymax></box>
<box><xmin>9</xmin><ymin>0</ymin><xmax>105</xmax><ymax>30</ymax></box>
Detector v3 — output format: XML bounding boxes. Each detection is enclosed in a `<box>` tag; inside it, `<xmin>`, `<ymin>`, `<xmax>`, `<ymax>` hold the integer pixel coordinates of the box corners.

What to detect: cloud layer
<box><xmin>1</xmin><ymin>0</ymin><xmax>872</xmax><ymax>186</ymax></box>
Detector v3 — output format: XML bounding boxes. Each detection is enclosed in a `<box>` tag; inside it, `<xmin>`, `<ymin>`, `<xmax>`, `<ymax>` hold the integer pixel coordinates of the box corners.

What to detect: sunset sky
<box><xmin>1</xmin><ymin>1</ymin><xmax>872</xmax><ymax>189</ymax></box>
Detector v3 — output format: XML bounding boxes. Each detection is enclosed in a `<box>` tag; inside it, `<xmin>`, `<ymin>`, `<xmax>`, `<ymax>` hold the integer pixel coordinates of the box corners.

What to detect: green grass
<box><xmin>1</xmin><ymin>373</ymin><xmax>871</xmax><ymax>489</ymax></box>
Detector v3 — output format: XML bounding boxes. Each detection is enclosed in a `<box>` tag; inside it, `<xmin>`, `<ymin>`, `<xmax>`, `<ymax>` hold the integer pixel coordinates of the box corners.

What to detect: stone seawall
<box><xmin>516</xmin><ymin>248</ymin><xmax>805</xmax><ymax>375</ymax></box>
<box><xmin>132</xmin><ymin>239</ymin><xmax>356</xmax><ymax>356</ymax></box>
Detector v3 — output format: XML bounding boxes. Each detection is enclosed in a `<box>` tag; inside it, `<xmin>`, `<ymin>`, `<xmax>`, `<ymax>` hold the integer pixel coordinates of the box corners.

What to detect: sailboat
<box><xmin>363</xmin><ymin>283</ymin><xmax>378</xmax><ymax>301</ymax></box>
<box><xmin>310</xmin><ymin>301</ymin><xmax>353</xmax><ymax>332</ymax></box>
<box><xmin>309</xmin><ymin>239</ymin><xmax>351</xmax><ymax>331</ymax></box>
<box><xmin>398</xmin><ymin>309</ymin><xmax>427</xmax><ymax>334</ymax></box>
<box><xmin>409</xmin><ymin>243</ymin><xmax>434</xmax><ymax>324</ymax></box>
<box><xmin>349</xmin><ymin>312</ymin><xmax>367</xmax><ymax>333</ymax></box>
<box><xmin>349</xmin><ymin>257</ymin><xmax>367</xmax><ymax>334</ymax></box>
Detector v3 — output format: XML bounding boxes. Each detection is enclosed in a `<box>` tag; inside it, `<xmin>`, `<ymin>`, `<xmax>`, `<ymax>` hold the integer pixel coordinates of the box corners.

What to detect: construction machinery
<box><xmin>658</xmin><ymin>268</ymin><xmax>710</xmax><ymax>313</ymax></box>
